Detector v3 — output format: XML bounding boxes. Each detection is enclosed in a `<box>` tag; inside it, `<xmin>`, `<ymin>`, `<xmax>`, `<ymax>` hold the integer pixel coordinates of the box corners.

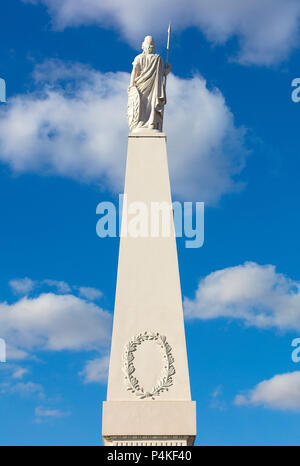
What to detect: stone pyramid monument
<box><xmin>102</xmin><ymin>34</ymin><xmax>196</xmax><ymax>447</ymax></box>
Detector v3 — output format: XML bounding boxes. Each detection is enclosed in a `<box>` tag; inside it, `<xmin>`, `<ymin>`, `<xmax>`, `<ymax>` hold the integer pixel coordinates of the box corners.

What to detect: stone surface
<box><xmin>102</xmin><ymin>401</ymin><xmax>196</xmax><ymax>446</ymax></box>
<box><xmin>102</xmin><ymin>134</ymin><xmax>196</xmax><ymax>445</ymax></box>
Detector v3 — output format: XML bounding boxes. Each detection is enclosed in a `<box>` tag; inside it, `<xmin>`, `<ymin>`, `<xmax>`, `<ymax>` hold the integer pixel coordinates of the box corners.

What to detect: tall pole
<box><xmin>166</xmin><ymin>23</ymin><xmax>171</xmax><ymax>65</ymax></box>
<box><xmin>165</xmin><ymin>23</ymin><xmax>171</xmax><ymax>89</ymax></box>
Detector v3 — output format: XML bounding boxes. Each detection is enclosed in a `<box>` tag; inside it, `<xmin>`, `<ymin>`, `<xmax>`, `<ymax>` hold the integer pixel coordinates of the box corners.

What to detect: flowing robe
<box><xmin>130</xmin><ymin>53</ymin><xmax>166</xmax><ymax>131</ymax></box>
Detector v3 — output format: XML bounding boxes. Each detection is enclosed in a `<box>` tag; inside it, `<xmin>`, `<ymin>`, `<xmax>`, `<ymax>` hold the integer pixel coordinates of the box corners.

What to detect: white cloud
<box><xmin>210</xmin><ymin>385</ymin><xmax>226</xmax><ymax>411</ymax></box>
<box><xmin>0</xmin><ymin>61</ymin><xmax>128</xmax><ymax>194</ymax></box>
<box><xmin>5</xmin><ymin>345</ymin><xmax>29</xmax><ymax>361</ymax></box>
<box><xmin>80</xmin><ymin>355</ymin><xmax>109</xmax><ymax>384</ymax></box>
<box><xmin>8</xmin><ymin>277</ymin><xmax>102</xmax><ymax>300</ymax></box>
<box><xmin>165</xmin><ymin>73</ymin><xmax>246</xmax><ymax>202</ymax></box>
<box><xmin>78</xmin><ymin>286</ymin><xmax>102</xmax><ymax>301</ymax></box>
<box><xmin>1</xmin><ymin>277</ymin><xmax>111</xmax><ymax>387</ymax></box>
<box><xmin>43</xmin><ymin>279</ymin><xmax>71</xmax><ymax>293</ymax></box>
<box><xmin>11</xmin><ymin>367</ymin><xmax>29</xmax><ymax>379</ymax></box>
<box><xmin>9</xmin><ymin>277</ymin><xmax>36</xmax><ymax>295</ymax></box>
<box><xmin>0</xmin><ymin>60</ymin><xmax>247</xmax><ymax>205</ymax></box>
<box><xmin>235</xmin><ymin>372</ymin><xmax>300</xmax><ymax>411</ymax></box>
<box><xmin>10</xmin><ymin>381</ymin><xmax>44</xmax><ymax>398</ymax></box>
<box><xmin>35</xmin><ymin>406</ymin><xmax>70</xmax><ymax>419</ymax></box>
<box><xmin>184</xmin><ymin>262</ymin><xmax>300</xmax><ymax>331</ymax></box>
<box><xmin>22</xmin><ymin>0</ymin><xmax>300</xmax><ymax>65</ymax></box>
<box><xmin>0</xmin><ymin>292</ymin><xmax>112</xmax><ymax>357</ymax></box>
<box><xmin>0</xmin><ymin>363</ymin><xmax>29</xmax><ymax>380</ymax></box>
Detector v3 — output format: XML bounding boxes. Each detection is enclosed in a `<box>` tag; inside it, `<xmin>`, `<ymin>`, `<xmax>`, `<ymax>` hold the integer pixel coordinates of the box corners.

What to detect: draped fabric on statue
<box><xmin>133</xmin><ymin>53</ymin><xmax>166</xmax><ymax>131</ymax></box>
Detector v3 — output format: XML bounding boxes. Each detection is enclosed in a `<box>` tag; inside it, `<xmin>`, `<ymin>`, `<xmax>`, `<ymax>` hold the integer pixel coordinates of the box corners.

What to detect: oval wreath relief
<box><xmin>122</xmin><ymin>331</ymin><xmax>175</xmax><ymax>400</ymax></box>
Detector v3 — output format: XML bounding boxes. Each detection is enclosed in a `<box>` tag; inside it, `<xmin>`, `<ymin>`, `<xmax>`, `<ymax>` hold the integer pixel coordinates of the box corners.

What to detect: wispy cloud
<box><xmin>210</xmin><ymin>385</ymin><xmax>227</xmax><ymax>411</ymax></box>
<box><xmin>35</xmin><ymin>406</ymin><xmax>70</xmax><ymax>421</ymax></box>
<box><xmin>11</xmin><ymin>366</ymin><xmax>29</xmax><ymax>379</ymax></box>
<box><xmin>42</xmin><ymin>280</ymin><xmax>71</xmax><ymax>294</ymax></box>
<box><xmin>8</xmin><ymin>276</ymin><xmax>103</xmax><ymax>300</ymax></box>
<box><xmin>78</xmin><ymin>287</ymin><xmax>102</xmax><ymax>301</ymax></box>
<box><xmin>0</xmin><ymin>363</ymin><xmax>29</xmax><ymax>381</ymax></box>
<box><xmin>10</xmin><ymin>382</ymin><xmax>45</xmax><ymax>399</ymax></box>
<box><xmin>9</xmin><ymin>278</ymin><xmax>36</xmax><ymax>295</ymax></box>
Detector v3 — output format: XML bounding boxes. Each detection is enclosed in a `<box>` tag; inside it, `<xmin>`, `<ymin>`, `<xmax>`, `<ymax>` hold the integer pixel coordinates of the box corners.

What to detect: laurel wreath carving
<box><xmin>123</xmin><ymin>331</ymin><xmax>175</xmax><ymax>400</ymax></box>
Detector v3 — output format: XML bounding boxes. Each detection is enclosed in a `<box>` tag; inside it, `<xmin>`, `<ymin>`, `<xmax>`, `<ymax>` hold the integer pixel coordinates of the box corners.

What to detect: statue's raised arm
<box><xmin>127</xmin><ymin>36</ymin><xmax>171</xmax><ymax>134</ymax></box>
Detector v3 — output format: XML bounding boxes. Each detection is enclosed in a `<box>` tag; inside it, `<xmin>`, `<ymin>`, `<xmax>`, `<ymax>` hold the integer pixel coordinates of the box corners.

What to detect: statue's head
<box><xmin>142</xmin><ymin>36</ymin><xmax>155</xmax><ymax>54</ymax></box>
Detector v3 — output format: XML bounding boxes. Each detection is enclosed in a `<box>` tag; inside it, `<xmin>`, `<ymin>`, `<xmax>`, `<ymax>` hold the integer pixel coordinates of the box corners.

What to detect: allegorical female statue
<box><xmin>127</xmin><ymin>35</ymin><xmax>171</xmax><ymax>133</ymax></box>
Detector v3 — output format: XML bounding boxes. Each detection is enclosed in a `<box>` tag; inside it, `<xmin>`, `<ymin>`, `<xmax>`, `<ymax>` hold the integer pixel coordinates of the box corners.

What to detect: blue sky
<box><xmin>1</xmin><ymin>0</ymin><xmax>300</xmax><ymax>446</ymax></box>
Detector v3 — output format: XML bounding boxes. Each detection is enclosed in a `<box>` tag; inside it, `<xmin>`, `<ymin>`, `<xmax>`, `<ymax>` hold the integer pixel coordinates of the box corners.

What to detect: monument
<box><xmin>102</xmin><ymin>31</ymin><xmax>196</xmax><ymax>446</ymax></box>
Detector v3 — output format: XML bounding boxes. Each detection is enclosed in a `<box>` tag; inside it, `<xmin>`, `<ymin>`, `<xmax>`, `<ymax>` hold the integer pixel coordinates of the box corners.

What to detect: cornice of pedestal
<box><xmin>129</xmin><ymin>129</ymin><xmax>166</xmax><ymax>138</ymax></box>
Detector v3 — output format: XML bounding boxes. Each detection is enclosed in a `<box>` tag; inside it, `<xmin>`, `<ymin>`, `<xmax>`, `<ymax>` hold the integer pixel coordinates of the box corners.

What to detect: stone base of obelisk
<box><xmin>102</xmin><ymin>133</ymin><xmax>196</xmax><ymax>446</ymax></box>
<box><xmin>102</xmin><ymin>401</ymin><xmax>196</xmax><ymax>446</ymax></box>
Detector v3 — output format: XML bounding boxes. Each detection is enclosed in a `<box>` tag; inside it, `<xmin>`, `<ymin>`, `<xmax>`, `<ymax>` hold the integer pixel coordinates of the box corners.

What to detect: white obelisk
<box><xmin>102</xmin><ymin>34</ymin><xmax>196</xmax><ymax>446</ymax></box>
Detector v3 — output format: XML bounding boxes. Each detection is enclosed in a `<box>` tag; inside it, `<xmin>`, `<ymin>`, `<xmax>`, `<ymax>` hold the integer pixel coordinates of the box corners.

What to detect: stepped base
<box><xmin>103</xmin><ymin>436</ymin><xmax>193</xmax><ymax>446</ymax></box>
<box><xmin>102</xmin><ymin>401</ymin><xmax>196</xmax><ymax>446</ymax></box>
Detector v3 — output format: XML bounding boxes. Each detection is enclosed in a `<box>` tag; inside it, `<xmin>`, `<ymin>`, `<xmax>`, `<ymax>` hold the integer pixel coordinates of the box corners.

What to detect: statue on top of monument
<box><xmin>127</xmin><ymin>34</ymin><xmax>171</xmax><ymax>133</ymax></box>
